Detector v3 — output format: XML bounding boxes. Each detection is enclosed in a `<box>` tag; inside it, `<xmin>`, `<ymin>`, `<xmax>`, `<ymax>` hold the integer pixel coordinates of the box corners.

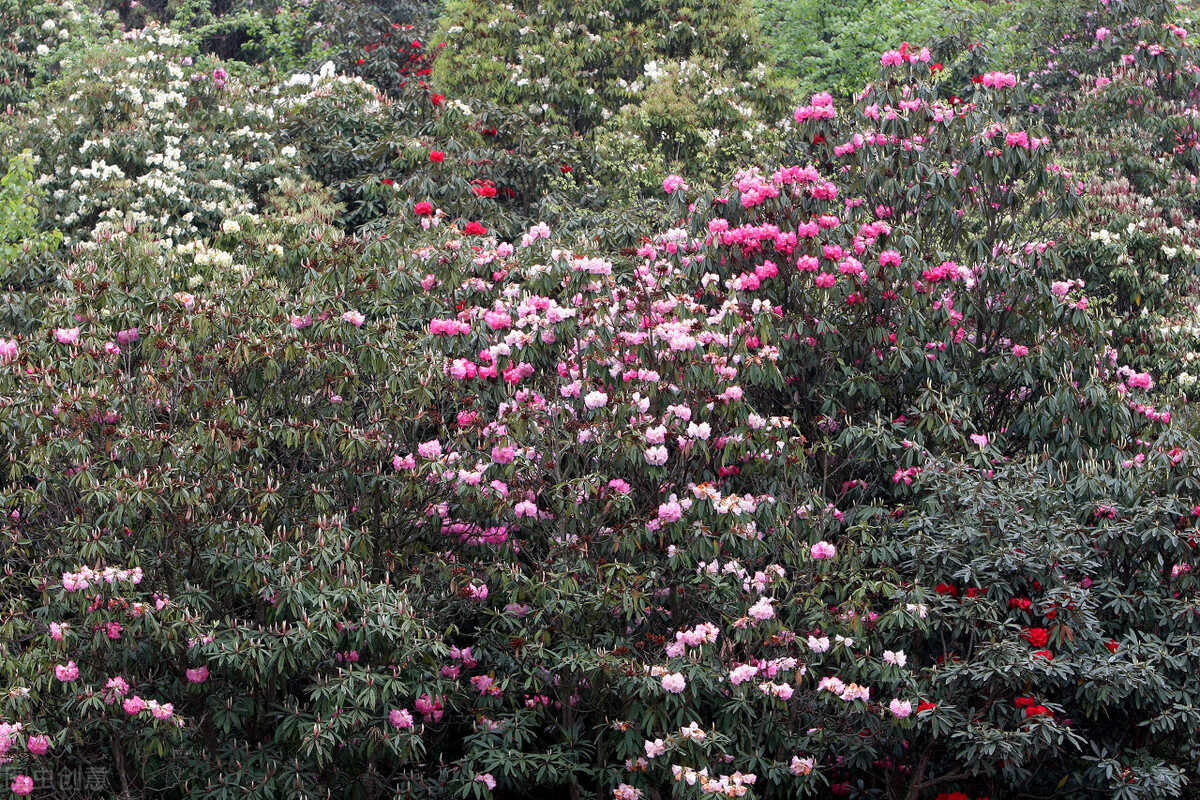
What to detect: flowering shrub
<box><xmin>6</xmin><ymin>25</ymin><xmax>305</xmax><ymax>251</ymax></box>
<box><xmin>3</xmin><ymin>1</ymin><xmax>1200</xmax><ymax>799</ymax></box>
<box><xmin>757</xmin><ymin>0</ymin><xmax>1003</xmax><ymax>99</ymax></box>
<box><xmin>431</xmin><ymin>0</ymin><xmax>791</xmax><ymax>220</ymax></box>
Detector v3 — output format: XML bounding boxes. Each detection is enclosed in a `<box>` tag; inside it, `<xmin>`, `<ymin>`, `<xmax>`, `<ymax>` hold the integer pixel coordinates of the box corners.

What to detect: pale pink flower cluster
<box><xmin>54</xmin><ymin>327</ymin><xmax>81</xmax><ymax>345</ymax></box>
<box><xmin>429</xmin><ymin>318</ymin><xmax>470</xmax><ymax>335</ymax></box>
<box><xmin>810</xmin><ymin>541</ymin><xmax>836</xmax><ymax>560</ymax></box>
<box><xmin>0</xmin><ymin>722</ymin><xmax>23</xmax><ymax>757</ymax></box>
<box><xmin>789</xmin><ymin>756</ymin><xmax>815</xmax><ymax>776</ymax></box>
<box><xmin>520</xmin><ymin>221</ymin><xmax>551</xmax><ymax>248</ymax></box>
<box><xmin>746</xmin><ymin>596</ymin><xmax>775</xmax><ymax>621</ymax></box>
<box><xmin>61</xmin><ymin>565</ymin><xmax>144</xmax><ymax>592</ymax></box>
<box><xmin>728</xmin><ymin>664</ymin><xmax>759</xmax><ymax>685</ymax></box>
<box><xmin>817</xmin><ymin>676</ymin><xmax>870</xmax><ymax>702</ymax></box>
<box><xmin>661</xmin><ymin>672</ymin><xmax>687</xmax><ymax>693</ymax></box>
<box><xmin>758</xmin><ymin>681</ymin><xmax>794</xmax><ymax>699</ymax></box>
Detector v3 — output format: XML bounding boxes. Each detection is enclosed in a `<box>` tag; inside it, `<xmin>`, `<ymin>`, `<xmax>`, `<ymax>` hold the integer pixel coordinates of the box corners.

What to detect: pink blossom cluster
<box><xmin>62</xmin><ymin>565</ymin><xmax>144</xmax><ymax>592</ymax></box>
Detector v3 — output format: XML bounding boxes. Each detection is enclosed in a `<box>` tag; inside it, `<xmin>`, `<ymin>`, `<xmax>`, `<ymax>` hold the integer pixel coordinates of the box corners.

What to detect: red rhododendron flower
<box><xmin>414</xmin><ymin>201</ymin><xmax>433</xmax><ymax>216</ymax></box>
<box><xmin>935</xmin><ymin>583</ymin><xmax>958</xmax><ymax>597</ymax></box>
<box><xmin>431</xmin><ymin>93</ymin><xmax>444</xmax><ymax>106</ymax></box>
<box><xmin>429</xmin><ymin>151</ymin><xmax>445</xmax><ymax>163</ymax></box>
<box><xmin>463</xmin><ymin>221</ymin><xmax>488</xmax><ymax>235</ymax></box>
<box><xmin>471</xmin><ymin>181</ymin><xmax>498</xmax><ymax>198</ymax></box>
<box><xmin>916</xmin><ymin>701</ymin><xmax>937</xmax><ymax>712</ymax></box>
<box><xmin>1022</xmin><ymin>627</ymin><xmax>1050</xmax><ymax>647</ymax></box>
<box><xmin>1106</xmin><ymin>640</ymin><xmax>1120</xmax><ymax>653</ymax></box>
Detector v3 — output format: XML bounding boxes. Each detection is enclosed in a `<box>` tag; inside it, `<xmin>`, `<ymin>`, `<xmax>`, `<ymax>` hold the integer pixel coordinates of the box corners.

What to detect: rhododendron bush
<box><xmin>3</xmin><ymin>1</ymin><xmax>1200</xmax><ymax>799</ymax></box>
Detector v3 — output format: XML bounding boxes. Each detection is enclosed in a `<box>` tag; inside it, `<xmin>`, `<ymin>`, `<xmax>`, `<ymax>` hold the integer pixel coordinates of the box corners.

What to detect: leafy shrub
<box><xmin>431</xmin><ymin>0</ymin><xmax>791</xmax><ymax>203</ymax></box>
<box><xmin>756</xmin><ymin>0</ymin><xmax>1007</xmax><ymax>100</ymax></box>
<box><xmin>3</xmin><ymin>30</ymin><xmax>1199</xmax><ymax>800</ymax></box>
<box><xmin>3</xmin><ymin>1</ymin><xmax>1200</xmax><ymax>799</ymax></box>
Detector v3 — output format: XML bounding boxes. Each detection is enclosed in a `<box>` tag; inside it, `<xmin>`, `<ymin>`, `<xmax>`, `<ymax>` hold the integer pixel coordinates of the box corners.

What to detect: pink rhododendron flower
<box><xmin>54</xmin><ymin>661</ymin><xmax>79</xmax><ymax>682</ymax></box>
<box><xmin>415</xmin><ymin>694</ymin><xmax>444</xmax><ymax>722</ymax></box>
<box><xmin>810</xmin><ymin>541</ymin><xmax>836</xmax><ymax>560</ymax></box>
<box><xmin>889</xmin><ymin>699</ymin><xmax>913</xmax><ymax>718</ymax></box>
<box><xmin>657</xmin><ymin>501</ymin><xmax>683</xmax><ymax>523</ymax></box>
<box><xmin>54</xmin><ymin>327</ymin><xmax>81</xmax><ymax>345</ymax></box>
<box><xmin>186</xmin><ymin>666</ymin><xmax>209</xmax><ymax>683</ymax></box>
<box><xmin>26</xmin><ymin>735</ymin><xmax>49</xmax><ymax>756</ymax></box>
<box><xmin>661</xmin><ymin>672</ymin><xmax>686</xmax><ymax>693</ymax></box>
<box><xmin>149</xmin><ymin>701</ymin><xmax>174</xmax><ymax>720</ymax></box>
<box><xmin>105</xmin><ymin>676</ymin><xmax>130</xmax><ymax>703</ymax></box>
<box><xmin>644</xmin><ymin>445</ymin><xmax>668</xmax><ymax>465</ymax></box>
<box><xmin>747</xmin><ymin>596</ymin><xmax>775</xmax><ymax>621</ymax></box>
<box><xmin>10</xmin><ymin>776</ymin><xmax>33</xmax><ymax>796</ymax></box>
<box><xmin>663</xmin><ymin>175</ymin><xmax>689</xmax><ymax>194</ymax></box>
<box><xmin>583</xmin><ymin>390</ymin><xmax>608</xmax><ymax>409</ymax></box>
<box><xmin>789</xmin><ymin>756</ymin><xmax>814</xmax><ymax>776</ymax></box>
